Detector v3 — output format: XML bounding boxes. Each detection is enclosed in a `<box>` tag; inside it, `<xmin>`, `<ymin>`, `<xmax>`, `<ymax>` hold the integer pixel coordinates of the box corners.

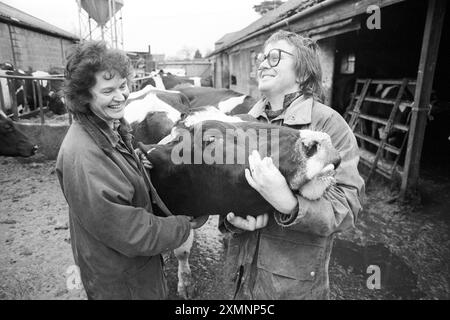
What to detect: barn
<box><xmin>0</xmin><ymin>1</ymin><xmax>79</xmax><ymax>72</ymax></box>
<box><xmin>209</xmin><ymin>0</ymin><xmax>449</xmax><ymax>196</ymax></box>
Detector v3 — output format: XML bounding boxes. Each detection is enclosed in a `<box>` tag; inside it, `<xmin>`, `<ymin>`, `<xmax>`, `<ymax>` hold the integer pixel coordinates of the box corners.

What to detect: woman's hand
<box><xmin>245</xmin><ymin>150</ymin><xmax>298</xmax><ymax>214</ymax></box>
<box><xmin>134</xmin><ymin>148</ymin><xmax>153</xmax><ymax>169</ymax></box>
<box><xmin>188</xmin><ymin>215</ymin><xmax>209</xmax><ymax>229</ymax></box>
<box><xmin>226</xmin><ymin>212</ymin><xmax>268</xmax><ymax>231</ymax></box>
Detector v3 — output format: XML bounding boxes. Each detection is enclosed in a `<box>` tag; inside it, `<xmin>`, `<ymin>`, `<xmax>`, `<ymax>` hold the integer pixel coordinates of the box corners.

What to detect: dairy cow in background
<box><xmin>0</xmin><ymin>109</ymin><xmax>38</xmax><ymax>157</ymax></box>
<box><xmin>138</xmin><ymin>70</ymin><xmax>195</xmax><ymax>91</ymax></box>
<box><xmin>174</xmin><ymin>85</ymin><xmax>258</xmax><ymax>115</ymax></box>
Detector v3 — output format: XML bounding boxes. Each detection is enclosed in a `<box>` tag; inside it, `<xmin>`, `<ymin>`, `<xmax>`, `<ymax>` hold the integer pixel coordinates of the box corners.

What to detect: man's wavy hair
<box><xmin>64</xmin><ymin>40</ymin><xmax>134</xmax><ymax>114</ymax></box>
<box><xmin>265</xmin><ymin>30</ymin><xmax>324</xmax><ymax>101</ymax></box>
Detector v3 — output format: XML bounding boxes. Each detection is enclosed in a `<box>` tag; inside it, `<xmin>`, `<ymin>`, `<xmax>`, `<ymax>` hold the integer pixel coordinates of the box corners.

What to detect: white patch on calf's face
<box><xmin>305</xmin><ymin>159</ymin><xmax>323</xmax><ymax>180</ymax></box>
<box><xmin>183</xmin><ymin>107</ymin><xmax>243</xmax><ymax>127</ymax></box>
<box><xmin>217</xmin><ymin>95</ymin><xmax>246</xmax><ymax>114</ymax></box>
<box><xmin>124</xmin><ymin>92</ymin><xmax>181</xmax><ymax>124</ymax></box>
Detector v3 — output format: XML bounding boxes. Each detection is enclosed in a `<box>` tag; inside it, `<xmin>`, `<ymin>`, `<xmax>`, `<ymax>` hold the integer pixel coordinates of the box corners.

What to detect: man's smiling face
<box><xmin>257</xmin><ymin>40</ymin><xmax>299</xmax><ymax>97</ymax></box>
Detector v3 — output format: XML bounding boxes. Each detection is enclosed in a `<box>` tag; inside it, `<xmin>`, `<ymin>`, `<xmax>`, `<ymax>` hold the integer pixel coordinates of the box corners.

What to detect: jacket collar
<box><xmin>248</xmin><ymin>95</ymin><xmax>313</xmax><ymax>125</ymax></box>
<box><xmin>75</xmin><ymin>111</ymin><xmax>132</xmax><ymax>154</ymax></box>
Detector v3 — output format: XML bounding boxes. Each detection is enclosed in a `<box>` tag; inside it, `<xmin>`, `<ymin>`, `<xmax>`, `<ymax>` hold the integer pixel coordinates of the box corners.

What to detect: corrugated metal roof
<box><xmin>0</xmin><ymin>1</ymin><xmax>79</xmax><ymax>40</ymax></box>
<box><xmin>212</xmin><ymin>0</ymin><xmax>323</xmax><ymax>54</ymax></box>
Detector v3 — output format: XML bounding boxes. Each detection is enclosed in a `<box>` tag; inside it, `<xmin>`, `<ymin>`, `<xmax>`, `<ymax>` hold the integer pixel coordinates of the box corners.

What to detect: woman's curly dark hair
<box><xmin>63</xmin><ymin>41</ymin><xmax>134</xmax><ymax>114</ymax></box>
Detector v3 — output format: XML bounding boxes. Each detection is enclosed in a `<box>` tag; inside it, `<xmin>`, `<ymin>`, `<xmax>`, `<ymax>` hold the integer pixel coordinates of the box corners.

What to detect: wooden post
<box><xmin>400</xmin><ymin>0</ymin><xmax>446</xmax><ymax>198</ymax></box>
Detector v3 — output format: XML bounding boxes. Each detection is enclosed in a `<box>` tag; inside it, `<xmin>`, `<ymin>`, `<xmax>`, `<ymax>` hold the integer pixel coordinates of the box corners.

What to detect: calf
<box><xmin>138</xmin><ymin>117</ymin><xmax>341</xmax><ymax>218</ymax></box>
<box><xmin>0</xmin><ymin>109</ymin><xmax>38</xmax><ymax>157</ymax></box>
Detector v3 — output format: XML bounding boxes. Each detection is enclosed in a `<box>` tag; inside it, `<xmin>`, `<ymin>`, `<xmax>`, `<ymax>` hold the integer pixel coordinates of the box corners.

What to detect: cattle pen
<box><xmin>0</xmin><ymin>73</ymin><xmax>68</xmax><ymax>123</ymax></box>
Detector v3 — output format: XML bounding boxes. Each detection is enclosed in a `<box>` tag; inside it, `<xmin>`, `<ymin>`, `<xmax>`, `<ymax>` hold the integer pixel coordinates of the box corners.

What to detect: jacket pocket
<box><xmin>257</xmin><ymin>233</ymin><xmax>323</xmax><ymax>280</ymax></box>
<box><xmin>253</xmin><ymin>234</ymin><xmax>326</xmax><ymax>299</ymax></box>
<box><xmin>124</xmin><ymin>255</ymin><xmax>168</xmax><ymax>300</ymax></box>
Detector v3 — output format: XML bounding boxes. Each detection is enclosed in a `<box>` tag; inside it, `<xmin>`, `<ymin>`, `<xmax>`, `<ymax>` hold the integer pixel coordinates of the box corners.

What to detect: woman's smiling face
<box><xmin>89</xmin><ymin>70</ymin><xmax>130</xmax><ymax>123</ymax></box>
<box><xmin>257</xmin><ymin>40</ymin><xmax>300</xmax><ymax>97</ymax></box>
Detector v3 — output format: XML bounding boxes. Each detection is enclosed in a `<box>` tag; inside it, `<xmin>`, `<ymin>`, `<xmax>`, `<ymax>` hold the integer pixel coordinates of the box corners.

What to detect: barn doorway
<box><xmin>331</xmin><ymin>0</ymin><xmax>450</xmax><ymax>189</ymax></box>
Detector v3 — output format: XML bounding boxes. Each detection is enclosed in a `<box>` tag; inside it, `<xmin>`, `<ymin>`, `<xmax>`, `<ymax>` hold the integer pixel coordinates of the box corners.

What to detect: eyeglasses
<box><xmin>256</xmin><ymin>49</ymin><xmax>294</xmax><ymax>67</ymax></box>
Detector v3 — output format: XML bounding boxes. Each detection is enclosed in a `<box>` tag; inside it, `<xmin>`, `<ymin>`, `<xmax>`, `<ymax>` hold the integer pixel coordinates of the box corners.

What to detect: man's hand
<box><xmin>226</xmin><ymin>212</ymin><xmax>268</xmax><ymax>231</ymax></box>
<box><xmin>245</xmin><ymin>150</ymin><xmax>297</xmax><ymax>214</ymax></box>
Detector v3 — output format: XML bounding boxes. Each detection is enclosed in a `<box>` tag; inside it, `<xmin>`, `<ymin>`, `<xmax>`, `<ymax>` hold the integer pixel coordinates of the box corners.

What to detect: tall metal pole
<box><xmin>120</xmin><ymin>9</ymin><xmax>124</xmax><ymax>49</ymax></box>
<box><xmin>76</xmin><ymin>0</ymin><xmax>82</xmax><ymax>41</ymax></box>
<box><xmin>109</xmin><ymin>0</ymin><xmax>114</xmax><ymax>47</ymax></box>
<box><xmin>112</xmin><ymin>0</ymin><xmax>118</xmax><ymax>48</ymax></box>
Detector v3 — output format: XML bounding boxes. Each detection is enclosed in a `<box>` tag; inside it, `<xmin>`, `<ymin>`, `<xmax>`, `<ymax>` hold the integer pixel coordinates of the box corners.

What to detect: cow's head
<box><xmin>138</xmin><ymin>118</ymin><xmax>341</xmax><ymax>217</ymax></box>
<box><xmin>0</xmin><ymin>110</ymin><xmax>38</xmax><ymax>157</ymax></box>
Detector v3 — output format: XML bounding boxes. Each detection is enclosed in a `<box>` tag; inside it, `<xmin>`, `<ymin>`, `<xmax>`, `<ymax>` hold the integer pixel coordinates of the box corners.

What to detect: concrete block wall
<box><xmin>0</xmin><ymin>23</ymin><xmax>14</xmax><ymax>63</ymax></box>
<box><xmin>0</xmin><ymin>22</ymin><xmax>75</xmax><ymax>72</ymax></box>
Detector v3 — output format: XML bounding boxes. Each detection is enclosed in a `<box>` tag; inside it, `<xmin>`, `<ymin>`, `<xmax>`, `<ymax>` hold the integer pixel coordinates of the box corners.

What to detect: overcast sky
<box><xmin>2</xmin><ymin>0</ymin><xmax>262</xmax><ymax>57</ymax></box>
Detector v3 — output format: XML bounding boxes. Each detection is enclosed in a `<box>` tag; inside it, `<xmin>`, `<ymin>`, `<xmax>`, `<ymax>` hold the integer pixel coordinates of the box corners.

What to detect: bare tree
<box><xmin>194</xmin><ymin>49</ymin><xmax>203</xmax><ymax>59</ymax></box>
<box><xmin>253</xmin><ymin>1</ymin><xmax>285</xmax><ymax>15</ymax></box>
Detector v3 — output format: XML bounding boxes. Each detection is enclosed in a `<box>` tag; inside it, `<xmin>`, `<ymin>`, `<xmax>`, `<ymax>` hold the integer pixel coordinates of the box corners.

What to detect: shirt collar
<box><xmin>249</xmin><ymin>94</ymin><xmax>314</xmax><ymax>125</ymax></box>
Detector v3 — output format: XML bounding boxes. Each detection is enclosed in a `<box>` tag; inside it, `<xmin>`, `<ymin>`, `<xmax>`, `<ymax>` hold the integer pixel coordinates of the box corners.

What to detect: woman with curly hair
<box><xmin>56</xmin><ymin>41</ymin><xmax>199</xmax><ymax>300</ymax></box>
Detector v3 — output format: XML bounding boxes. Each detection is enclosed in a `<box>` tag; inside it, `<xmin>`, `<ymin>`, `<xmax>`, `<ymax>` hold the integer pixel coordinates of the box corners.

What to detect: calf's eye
<box><xmin>305</xmin><ymin>141</ymin><xmax>318</xmax><ymax>157</ymax></box>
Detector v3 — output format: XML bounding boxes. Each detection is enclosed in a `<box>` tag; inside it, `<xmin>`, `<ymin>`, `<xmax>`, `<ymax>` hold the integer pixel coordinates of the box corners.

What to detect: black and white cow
<box><xmin>138</xmin><ymin>71</ymin><xmax>195</xmax><ymax>91</ymax></box>
<box><xmin>174</xmin><ymin>85</ymin><xmax>257</xmax><ymax>115</ymax></box>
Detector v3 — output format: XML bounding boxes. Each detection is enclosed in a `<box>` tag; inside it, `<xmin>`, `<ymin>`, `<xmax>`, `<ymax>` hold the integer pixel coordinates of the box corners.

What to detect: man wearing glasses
<box><xmin>220</xmin><ymin>30</ymin><xmax>364</xmax><ymax>299</ymax></box>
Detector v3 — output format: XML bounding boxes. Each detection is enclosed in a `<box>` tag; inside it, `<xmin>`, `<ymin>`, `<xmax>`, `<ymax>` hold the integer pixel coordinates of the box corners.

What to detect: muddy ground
<box><xmin>0</xmin><ymin>154</ymin><xmax>449</xmax><ymax>300</ymax></box>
